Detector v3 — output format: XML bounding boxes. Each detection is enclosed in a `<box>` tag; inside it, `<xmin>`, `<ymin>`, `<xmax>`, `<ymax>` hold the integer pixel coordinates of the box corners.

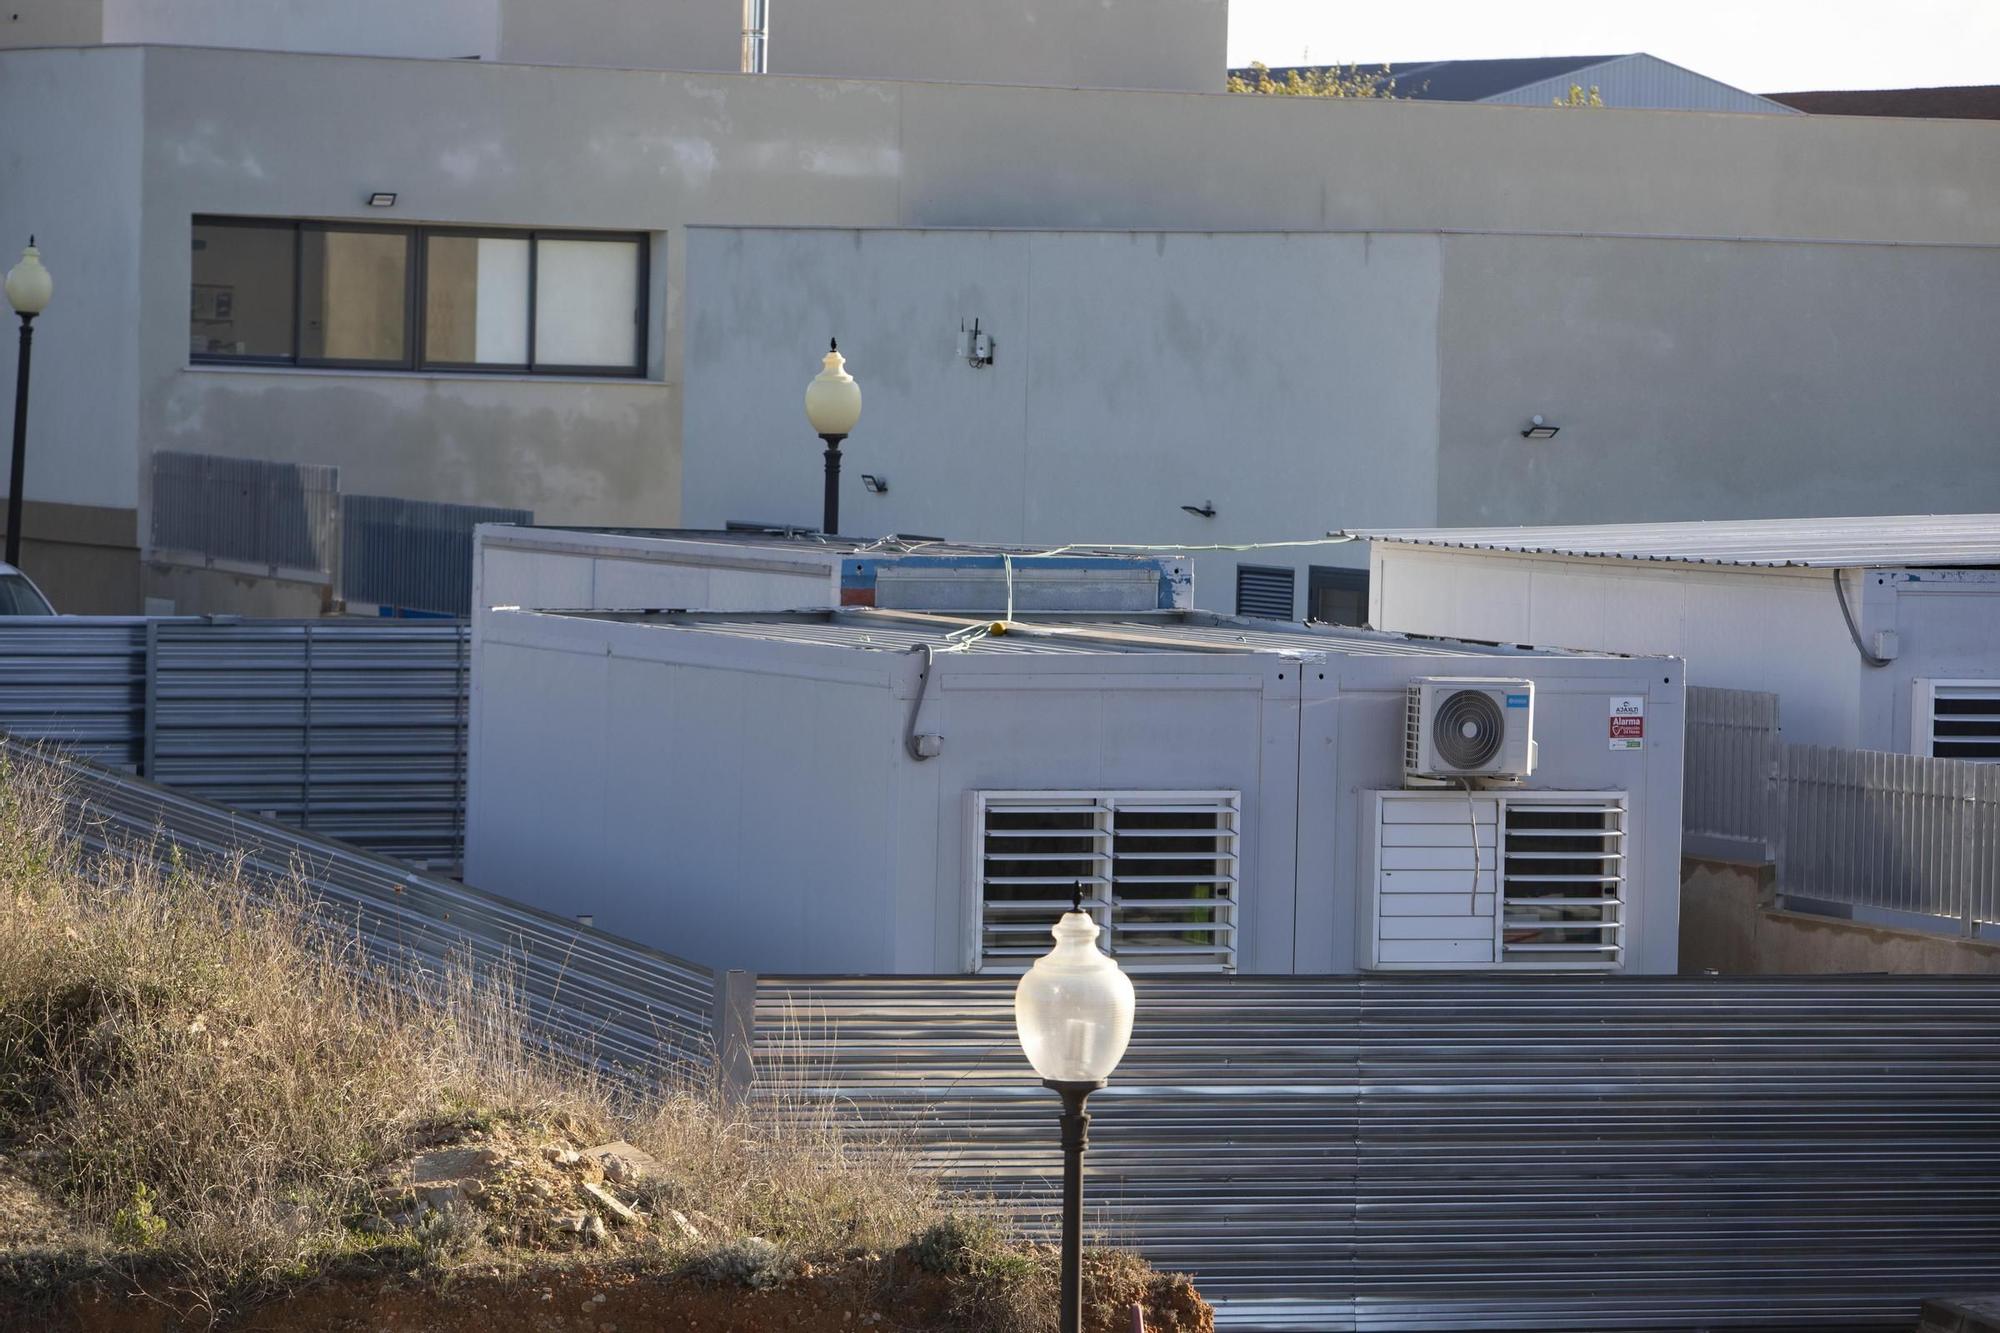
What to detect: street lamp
<box><xmin>803</xmin><ymin>338</ymin><xmax>862</xmax><ymax>535</ymax></box>
<box><xmin>1014</xmin><ymin>886</ymin><xmax>1136</xmax><ymax>1333</ymax></box>
<box><xmin>4</xmin><ymin>237</ymin><xmax>53</xmax><ymax>570</ymax></box>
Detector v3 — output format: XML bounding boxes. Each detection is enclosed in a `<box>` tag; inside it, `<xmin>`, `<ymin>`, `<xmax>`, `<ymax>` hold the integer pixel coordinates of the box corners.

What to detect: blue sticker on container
<box><xmin>1505</xmin><ymin>693</ymin><xmax>1530</xmax><ymax>708</ymax></box>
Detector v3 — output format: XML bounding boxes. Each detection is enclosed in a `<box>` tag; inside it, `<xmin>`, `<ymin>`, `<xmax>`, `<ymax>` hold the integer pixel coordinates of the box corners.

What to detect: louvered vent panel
<box><xmin>1501</xmin><ymin>798</ymin><xmax>1626</xmax><ymax>969</ymax></box>
<box><xmin>1925</xmin><ymin>681</ymin><xmax>2000</xmax><ymax>762</ymax></box>
<box><xmin>974</xmin><ymin>792</ymin><xmax>1238</xmax><ymax>974</ymax></box>
<box><xmin>1234</xmin><ymin>564</ymin><xmax>1295</xmax><ymax>620</ymax></box>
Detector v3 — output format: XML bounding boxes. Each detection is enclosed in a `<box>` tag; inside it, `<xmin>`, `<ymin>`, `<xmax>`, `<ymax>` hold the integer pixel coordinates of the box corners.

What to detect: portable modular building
<box><xmin>466</xmin><ymin>608</ymin><xmax>1684</xmax><ymax>976</ymax></box>
<box><xmin>1349</xmin><ymin>514</ymin><xmax>2000</xmax><ymax>755</ymax></box>
<box><xmin>472</xmin><ymin>525</ymin><xmax>1192</xmax><ymax>625</ymax></box>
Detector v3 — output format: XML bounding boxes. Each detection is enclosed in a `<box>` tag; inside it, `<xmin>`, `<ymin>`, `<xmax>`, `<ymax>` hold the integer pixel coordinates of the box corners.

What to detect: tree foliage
<box><xmin>1228</xmin><ymin>60</ymin><xmax>1404</xmax><ymax>99</ymax></box>
<box><xmin>1553</xmin><ymin>83</ymin><xmax>1606</xmax><ymax>107</ymax></box>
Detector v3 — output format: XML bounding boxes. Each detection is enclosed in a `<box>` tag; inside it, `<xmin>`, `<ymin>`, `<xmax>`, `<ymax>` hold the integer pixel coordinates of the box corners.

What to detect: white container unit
<box><xmin>472</xmin><ymin>525</ymin><xmax>1192</xmax><ymax>626</ymax></box>
<box><xmin>1352</xmin><ymin>514</ymin><xmax>2000</xmax><ymax>755</ymax></box>
<box><xmin>466</xmin><ymin>609</ymin><xmax>1684</xmax><ymax>976</ymax></box>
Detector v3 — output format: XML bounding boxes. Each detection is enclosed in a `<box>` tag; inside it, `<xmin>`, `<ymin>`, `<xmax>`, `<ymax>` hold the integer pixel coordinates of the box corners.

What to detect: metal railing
<box><xmin>1777</xmin><ymin>742</ymin><xmax>2000</xmax><ymax>933</ymax></box>
<box><xmin>745</xmin><ymin>971</ymin><xmax>2000</xmax><ymax>1332</ymax></box>
<box><xmin>0</xmin><ymin>617</ymin><xmax>471</xmax><ymax>870</ymax></box>
<box><xmin>1682</xmin><ymin>685</ymin><xmax>1780</xmax><ymax>861</ymax></box>
<box><xmin>8</xmin><ymin>737</ymin><xmax>715</xmax><ymax>1081</ymax></box>
<box><xmin>151</xmin><ymin>451</ymin><xmax>340</xmax><ymax>576</ymax></box>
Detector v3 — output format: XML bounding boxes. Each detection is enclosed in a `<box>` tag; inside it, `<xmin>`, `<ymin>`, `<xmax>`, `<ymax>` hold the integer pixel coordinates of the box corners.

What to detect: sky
<box><xmin>1225</xmin><ymin>1</ymin><xmax>2000</xmax><ymax>93</ymax></box>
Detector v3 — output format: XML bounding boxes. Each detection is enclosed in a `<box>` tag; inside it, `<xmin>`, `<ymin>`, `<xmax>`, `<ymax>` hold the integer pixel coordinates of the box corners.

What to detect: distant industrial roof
<box><xmin>1343</xmin><ymin>514</ymin><xmax>2000</xmax><ymax>569</ymax></box>
<box><xmin>556</xmin><ymin>609</ymin><xmax>1612</xmax><ymax>660</ymax></box>
<box><xmin>1284</xmin><ymin>55</ymin><xmax>1617</xmax><ymax>103</ymax></box>
<box><xmin>1769</xmin><ymin>85</ymin><xmax>2000</xmax><ymax>120</ymax></box>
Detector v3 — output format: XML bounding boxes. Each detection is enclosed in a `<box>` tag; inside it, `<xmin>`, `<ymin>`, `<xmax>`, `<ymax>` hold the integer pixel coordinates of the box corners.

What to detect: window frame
<box><xmin>1306</xmin><ymin>564</ymin><xmax>1370</xmax><ymax>627</ymax></box>
<box><xmin>190</xmin><ymin>216</ymin><xmax>650</xmax><ymax>379</ymax></box>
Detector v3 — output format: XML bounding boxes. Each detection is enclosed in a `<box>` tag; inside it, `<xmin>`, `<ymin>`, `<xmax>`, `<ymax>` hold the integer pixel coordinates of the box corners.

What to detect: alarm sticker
<box><xmin>1609</xmin><ymin>696</ymin><xmax>1645</xmax><ymax>750</ymax></box>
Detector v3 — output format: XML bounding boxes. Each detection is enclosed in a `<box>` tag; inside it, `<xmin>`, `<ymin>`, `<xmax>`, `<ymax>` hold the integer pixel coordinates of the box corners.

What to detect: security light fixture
<box><xmin>861</xmin><ymin>473</ymin><xmax>889</xmax><ymax>495</ymax></box>
<box><xmin>1181</xmin><ymin>502</ymin><xmax>1217</xmax><ymax>519</ymax></box>
<box><xmin>366</xmin><ymin>192</ymin><xmax>399</xmax><ymax>208</ymax></box>
<box><xmin>1015</xmin><ymin>885</ymin><xmax>1135</xmax><ymax>1333</ymax></box>
<box><xmin>1521</xmin><ymin>414</ymin><xmax>1560</xmax><ymax>440</ymax></box>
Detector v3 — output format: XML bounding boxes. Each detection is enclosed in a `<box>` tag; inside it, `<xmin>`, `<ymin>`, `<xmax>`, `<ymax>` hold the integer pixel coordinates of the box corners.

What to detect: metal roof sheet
<box><xmin>560</xmin><ymin>610</ymin><xmax>1608</xmax><ymax>660</ymax></box>
<box><xmin>1342</xmin><ymin>514</ymin><xmax>2000</xmax><ymax>569</ymax></box>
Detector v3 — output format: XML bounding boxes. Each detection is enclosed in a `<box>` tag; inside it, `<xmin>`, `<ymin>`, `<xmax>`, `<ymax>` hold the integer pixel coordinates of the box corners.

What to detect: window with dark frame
<box><xmin>190</xmin><ymin>217</ymin><xmax>648</xmax><ymax>377</ymax></box>
<box><xmin>1307</xmin><ymin>565</ymin><xmax>1370</xmax><ymax>626</ymax></box>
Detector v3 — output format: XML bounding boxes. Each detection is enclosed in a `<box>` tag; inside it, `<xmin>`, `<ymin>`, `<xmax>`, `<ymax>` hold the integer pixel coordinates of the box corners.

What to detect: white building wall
<box><xmin>1491</xmin><ymin>54</ymin><xmax>1798</xmax><ymax>114</ymax></box>
<box><xmin>102</xmin><ymin>0</ymin><xmax>500</xmax><ymax>59</ymax></box>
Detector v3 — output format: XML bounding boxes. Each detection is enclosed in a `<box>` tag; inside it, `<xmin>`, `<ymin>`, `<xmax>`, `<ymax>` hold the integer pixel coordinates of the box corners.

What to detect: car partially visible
<box><xmin>0</xmin><ymin>563</ymin><xmax>55</xmax><ymax>615</ymax></box>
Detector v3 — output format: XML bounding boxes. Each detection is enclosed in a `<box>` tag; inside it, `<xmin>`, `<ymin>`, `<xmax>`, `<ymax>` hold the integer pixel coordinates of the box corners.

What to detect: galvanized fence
<box><xmin>5</xmin><ymin>736</ymin><xmax>716</xmax><ymax>1080</ymax></box>
<box><xmin>746</xmin><ymin>972</ymin><xmax>2000</xmax><ymax>1332</ymax></box>
<box><xmin>1777</xmin><ymin>743</ymin><xmax>2000</xmax><ymax>933</ymax></box>
<box><xmin>150</xmin><ymin>450</ymin><xmax>341</xmax><ymax>576</ymax></box>
<box><xmin>1682</xmin><ymin>685</ymin><xmax>1780</xmax><ymax>862</ymax></box>
<box><xmin>0</xmin><ymin>617</ymin><xmax>471</xmax><ymax>870</ymax></box>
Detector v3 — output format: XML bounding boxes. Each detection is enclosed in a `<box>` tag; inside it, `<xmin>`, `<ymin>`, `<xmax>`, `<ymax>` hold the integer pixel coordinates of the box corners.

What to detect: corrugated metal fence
<box><xmin>1683</xmin><ymin>685</ymin><xmax>1780</xmax><ymax>861</ymax></box>
<box><xmin>6</xmin><ymin>736</ymin><xmax>715</xmax><ymax>1080</ymax></box>
<box><xmin>0</xmin><ymin>617</ymin><xmax>471</xmax><ymax>870</ymax></box>
<box><xmin>747</xmin><ymin>972</ymin><xmax>2000</xmax><ymax>1332</ymax></box>
<box><xmin>1778</xmin><ymin>744</ymin><xmax>2000</xmax><ymax>932</ymax></box>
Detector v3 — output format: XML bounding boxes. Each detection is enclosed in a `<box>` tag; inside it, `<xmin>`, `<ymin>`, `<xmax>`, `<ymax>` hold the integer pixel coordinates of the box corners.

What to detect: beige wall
<box><xmin>1681</xmin><ymin>859</ymin><xmax>2000</xmax><ymax>975</ymax></box>
<box><xmin>0</xmin><ymin>500</ymin><xmax>139</xmax><ymax>614</ymax></box>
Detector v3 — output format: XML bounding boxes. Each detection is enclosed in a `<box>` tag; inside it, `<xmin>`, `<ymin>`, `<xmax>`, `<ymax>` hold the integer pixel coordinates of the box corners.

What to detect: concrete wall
<box><xmin>766</xmin><ymin>0</ymin><xmax>1228</xmax><ymax>93</ymax></box>
<box><xmin>682</xmin><ymin>227</ymin><xmax>1439</xmax><ymax>597</ymax></box>
<box><xmin>496</xmin><ymin>0</ymin><xmax>734</xmax><ymax>73</ymax></box>
<box><xmin>1680</xmin><ymin>858</ymin><xmax>2000</xmax><ymax>975</ymax></box>
<box><xmin>9</xmin><ymin>45</ymin><xmax>2000</xmax><ymax>612</ymax></box>
<box><xmin>100</xmin><ymin>0</ymin><xmax>498</xmax><ymax>59</ymax></box>
<box><xmin>0</xmin><ymin>501</ymin><xmax>139</xmax><ymax>614</ymax></box>
<box><xmin>0</xmin><ymin>1</ymin><xmax>104</xmax><ymax>47</ymax></box>
<box><xmin>0</xmin><ymin>48</ymin><xmax>144</xmax><ymax>519</ymax></box>
<box><xmin>1434</xmin><ymin>235</ymin><xmax>2000</xmax><ymax>526</ymax></box>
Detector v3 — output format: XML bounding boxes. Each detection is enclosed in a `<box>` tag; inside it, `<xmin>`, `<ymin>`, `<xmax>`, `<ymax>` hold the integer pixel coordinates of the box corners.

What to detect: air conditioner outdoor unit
<box><xmin>1405</xmin><ymin>677</ymin><xmax>1536</xmax><ymax>780</ymax></box>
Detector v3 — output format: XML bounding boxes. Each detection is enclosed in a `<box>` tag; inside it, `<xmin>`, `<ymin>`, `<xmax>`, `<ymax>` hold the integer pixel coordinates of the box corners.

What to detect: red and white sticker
<box><xmin>1609</xmin><ymin>696</ymin><xmax>1645</xmax><ymax>750</ymax></box>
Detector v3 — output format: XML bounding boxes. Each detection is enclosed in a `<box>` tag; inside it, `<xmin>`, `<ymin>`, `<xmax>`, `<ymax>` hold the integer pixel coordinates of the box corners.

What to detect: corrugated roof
<box><xmin>1342</xmin><ymin>514</ymin><xmax>2000</xmax><ymax>569</ymax></box>
<box><xmin>1770</xmin><ymin>85</ymin><xmax>2000</xmax><ymax>120</ymax></box>
<box><xmin>559</xmin><ymin>610</ymin><xmax>1603</xmax><ymax>659</ymax></box>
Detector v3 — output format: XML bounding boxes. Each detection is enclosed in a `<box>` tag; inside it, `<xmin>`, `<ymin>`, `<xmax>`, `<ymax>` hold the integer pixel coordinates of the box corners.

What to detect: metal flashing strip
<box><xmin>5</xmin><ymin>737</ymin><xmax>716</xmax><ymax>1081</ymax></box>
<box><xmin>1345</xmin><ymin>514</ymin><xmax>2000</xmax><ymax>570</ymax></box>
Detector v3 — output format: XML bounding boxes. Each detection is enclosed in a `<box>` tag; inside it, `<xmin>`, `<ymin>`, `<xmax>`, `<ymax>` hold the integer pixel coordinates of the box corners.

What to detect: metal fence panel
<box><xmin>7</xmin><ymin>737</ymin><xmax>715</xmax><ymax>1080</ymax></box>
<box><xmin>151</xmin><ymin>451</ymin><xmax>340</xmax><ymax>575</ymax></box>
<box><xmin>149</xmin><ymin>619</ymin><xmax>471</xmax><ymax>870</ymax></box>
<box><xmin>1682</xmin><ymin>685</ymin><xmax>1779</xmax><ymax>862</ymax></box>
<box><xmin>1778</xmin><ymin>742</ymin><xmax>2000</xmax><ymax>931</ymax></box>
<box><xmin>0</xmin><ymin>618</ymin><xmax>151</xmax><ymax>770</ymax></box>
<box><xmin>341</xmin><ymin>495</ymin><xmax>533</xmax><ymax>616</ymax></box>
<box><xmin>0</xmin><ymin>618</ymin><xmax>471</xmax><ymax>870</ymax></box>
<box><xmin>751</xmin><ymin>972</ymin><xmax>2000</xmax><ymax>1332</ymax></box>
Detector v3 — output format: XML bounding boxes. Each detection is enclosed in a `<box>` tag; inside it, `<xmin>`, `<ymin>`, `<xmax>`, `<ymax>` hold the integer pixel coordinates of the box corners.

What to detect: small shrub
<box><xmin>109</xmin><ymin>1183</ymin><xmax>166</xmax><ymax>1248</ymax></box>
<box><xmin>682</xmin><ymin>1235</ymin><xmax>797</xmax><ymax>1290</ymax></box>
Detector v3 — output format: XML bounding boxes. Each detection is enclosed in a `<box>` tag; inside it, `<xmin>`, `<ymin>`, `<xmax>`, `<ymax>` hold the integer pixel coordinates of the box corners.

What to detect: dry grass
<box><xmin>0</xmin><ymin>756</ymin><xmax>1207</xmax><ymax>1332</ymax></box>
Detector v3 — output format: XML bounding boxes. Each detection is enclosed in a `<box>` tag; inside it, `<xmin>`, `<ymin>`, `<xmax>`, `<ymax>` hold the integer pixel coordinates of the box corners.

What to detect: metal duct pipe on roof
<box><xmin>741</xmin><ymin>0</ymin><xmax>769</xmax><ymax>73</ymax></box>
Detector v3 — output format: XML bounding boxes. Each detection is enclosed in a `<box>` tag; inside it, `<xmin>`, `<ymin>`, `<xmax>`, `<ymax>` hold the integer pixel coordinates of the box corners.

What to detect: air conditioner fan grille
<box><xmin>1434</xmin><ymin>689</ymin><xmax>1505</xmax><ymax>769</ymax></box>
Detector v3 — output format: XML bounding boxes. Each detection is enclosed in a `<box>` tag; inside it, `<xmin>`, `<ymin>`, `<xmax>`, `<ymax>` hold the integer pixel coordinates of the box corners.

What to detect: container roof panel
<box><xmin>1342</xmin><ymin>514</ymin><xmax>2000</xmax><ymax>569</ymax></box>
<box><xmin>554</xmin><ymin>610</ymin><xmax>1618</xmax><ymax>660</ymax></box>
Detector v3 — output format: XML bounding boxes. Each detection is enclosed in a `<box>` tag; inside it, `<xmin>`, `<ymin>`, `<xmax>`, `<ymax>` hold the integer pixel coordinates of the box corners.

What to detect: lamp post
<box><xmin>803</xmin><ymin>338</ymin><xmax>861</xmax><ymax>536</ymax></box>
<box><xmin>1014</xmin><ymin>886</ymin><xmax>1136</xmax><ymax>1333</ymax></box>
<box><xmin>4</xmin><ymin>237</ymin><xmax>53</xmax><ymax>570</ymax></box>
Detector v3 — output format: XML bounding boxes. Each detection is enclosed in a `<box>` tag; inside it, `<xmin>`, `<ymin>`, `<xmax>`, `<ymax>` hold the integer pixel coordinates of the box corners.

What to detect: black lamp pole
<box><xmin>5</xmin><ymin>307</ymin><xmax>35</xmax><ymax>570</ymax></box>
<box><xmin>1046</xmin><ymin>1076</ymin><xmax>1105</xmax><ymax>1333</ymax></box>
<box><xmin>818</xmin><ymin>431</ymin><xmax>845</xmax><ymax>536</ymax></box>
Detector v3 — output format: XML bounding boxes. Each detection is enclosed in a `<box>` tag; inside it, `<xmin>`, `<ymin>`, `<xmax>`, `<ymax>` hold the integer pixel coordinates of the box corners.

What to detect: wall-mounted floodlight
<box><xmin>367</xmin><ymin>192</ymin><xmax>399</xmax><ymax>208</ymax></box>
<box><xmin>861</xmin><ymin>473</ymin><xmax>889</xmax><ymax>494</ymax></box>
<box><xmin>1181</xmin><ymin>502</ymin><xmax>1217</xmax><ymax>519</ymax></box>
<box><xmin>1521</xmin><ymin>414</ymin><xmax>1560</xmax><ymax>440</ymax></box>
